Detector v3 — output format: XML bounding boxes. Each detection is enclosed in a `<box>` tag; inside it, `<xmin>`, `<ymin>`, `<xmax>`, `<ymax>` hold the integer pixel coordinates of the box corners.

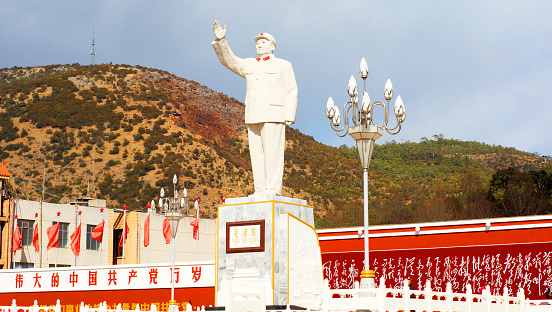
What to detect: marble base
<box><xmin>216</xmin><ymin>195</ymin><xmax>314</xmax><ymax>306</ymax></box>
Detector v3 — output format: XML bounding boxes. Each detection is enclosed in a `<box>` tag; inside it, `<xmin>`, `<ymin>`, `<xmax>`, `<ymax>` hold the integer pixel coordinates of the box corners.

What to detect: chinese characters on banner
<box><xmin>2</xmin><ymin>263</ymin><xmax>214</xmax><ymax>293</ymax></box>
<box><xmin>322</xmin><ymin>242</ymin><xmax>552</xmax><ymax>299</ymax></box>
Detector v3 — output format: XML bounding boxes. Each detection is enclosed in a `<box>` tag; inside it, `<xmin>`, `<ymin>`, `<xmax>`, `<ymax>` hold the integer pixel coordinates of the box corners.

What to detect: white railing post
<box><xmin>446</xmin><ymin>282</ymin><xmax>453</xmax><ymax>312</ymax></box>
<box><xmin>100</xmin><ymin>302</ymin><xmax>107</xmax><ymax>312</ymax></box>
<box><xmin>322</xmin><ymin>279</ymin><xmax>331</xmax><ymax>312</ymax></box>
<box><xmin>485</xmin><ymin>285</ymin><xmax>491</xmax><ymax>312</ymax></box>
<box><xmin>150</xmin><ymin>304</ymin><xmax>157</xmax><ymax>312</ymax></box>
<box><xmin>116</xmin><ymin>303</ymin><xmax>122</xmax><ymax>312</ymax></box>
<box><xmin>502</xmin><ymin>286</ymin><xmax>509</xmax><ymax>312</ymax></box>
<box><xmin>425</xmin><ymin>280</ymin><xmax>432</xmax><ymax>312</ymax></box>
<box><xmin>466</xmin><ymin>284</ymin><xmax>473</xmax><ymax>312</ymax></box>
<box><xmin>376</xmin><ymin>277</ymin><xmax>386</xmax><ymax>311</ymax></box>
<box><xmin>32</xmin><ymin>300</ymin><xmax>39</xmax><ymax>312</ymax></box>
<box><xmin>517</xmin><ymin>288</ymin><xmax>525</xmax><ymax>312</ymax></box>
<box><xmin>403</xmin><ymin>279</ymin><xmax>410</xmax><ymax>312</ymax></box>
<box><xmin>135</xmin><ymin>303</ymin><xmax>141</xmax><ymax>312</ymax></box>
<box><xmin>11</xmin><ymin>299</ymin><xmax>17</xmax><ymax>312</ymax></box>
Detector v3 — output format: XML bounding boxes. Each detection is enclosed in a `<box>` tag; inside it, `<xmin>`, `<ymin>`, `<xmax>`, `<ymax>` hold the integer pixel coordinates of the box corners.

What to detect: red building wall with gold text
<box><xmin>318</xmin><ymin>215</ymin><xmax>552</xmax><ymax>299</ymax></box>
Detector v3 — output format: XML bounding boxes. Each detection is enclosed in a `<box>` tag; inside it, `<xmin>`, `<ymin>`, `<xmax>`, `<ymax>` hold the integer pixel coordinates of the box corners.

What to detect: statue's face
<box><xmin>256</xmin><ymin>39</ymin><xmax>274</xmax><ymax>57</ymax></box>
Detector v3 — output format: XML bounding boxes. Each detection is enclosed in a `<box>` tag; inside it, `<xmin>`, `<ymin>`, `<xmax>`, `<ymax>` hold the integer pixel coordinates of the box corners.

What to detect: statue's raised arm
<box><xmin>213</xmin><ymin>20</ymin><xmax>226</xmax><ymax>40</ymax></box>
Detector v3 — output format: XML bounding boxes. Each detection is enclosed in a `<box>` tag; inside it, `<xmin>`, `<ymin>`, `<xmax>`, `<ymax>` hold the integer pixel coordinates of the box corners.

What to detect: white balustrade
<box><xmin>2</xmin><ymin>289</ymin><xmax>550</xmax><ymax>312</ymax></box>
<box><xmin>322</xmin><ymin>277</ymin><xmax>551</xmax><ymax>312</ymax></box>
<box><xmin>0</xmin><ymin>299</ymin><xmax>61</xmax><ymax>312</ymax></box>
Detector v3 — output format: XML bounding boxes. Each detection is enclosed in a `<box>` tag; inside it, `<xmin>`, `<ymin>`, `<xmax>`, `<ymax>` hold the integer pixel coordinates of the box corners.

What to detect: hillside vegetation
<box><xmin>1</xmin><ymin>64</ymin><xmax>551</xmax><ymax>228</ymax></box>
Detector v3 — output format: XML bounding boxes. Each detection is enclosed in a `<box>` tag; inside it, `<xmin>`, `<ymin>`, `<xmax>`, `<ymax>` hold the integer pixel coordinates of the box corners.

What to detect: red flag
<box><xmin>162</xmin><ymin>218</ymin><xmax>172</xmax><ymax>244</ymax></box>
<box><xmin>190</xmin><ymin>209</ymin><xmax>199</xmax><ymax>240</ymax></box>
<box><xmin>144</xmin><ymin>214</ymin><xmax>150</xmax><ymax>247</ymax></box>
<box><xmin>118</xmin><ymin>216</ymin><xmax>129</xmax><ymax>248</ymax></box>
<box><xmin>47</xmin><ymin>223</ymin><xmax>60</xmax><ymax>250</ymax></box>
<box><xmin>91</xmin><ymin>220</ymin><xmax>105</xmax><ymax>242</ymax></box>
<box><xmin>70</xmin><ymin>223</ymin><xmax>81</xmax><ymax>256</ymax></box>
<box><xmin>33</xmin><ymin>221</ymin><xmax>40</xmax><ymax>252</ymax></box>
<box><xmin>13</xmin><ymin>223</ymin><xmax>23</xmax><ymax>251</ymax></box>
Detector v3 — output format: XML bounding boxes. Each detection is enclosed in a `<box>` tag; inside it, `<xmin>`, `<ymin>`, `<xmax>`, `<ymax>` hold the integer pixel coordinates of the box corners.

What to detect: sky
<box><xmin>2</xmin><ymin>0</ymin><xmax>552</xmax><ymax>156</ymax></box>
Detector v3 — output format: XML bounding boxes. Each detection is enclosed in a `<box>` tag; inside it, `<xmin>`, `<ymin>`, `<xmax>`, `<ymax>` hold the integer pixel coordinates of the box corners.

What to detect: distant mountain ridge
<box><xmin>1</xmin><ymin>64</ymin><xmax>550</xmax><ymax>228</ymax></box>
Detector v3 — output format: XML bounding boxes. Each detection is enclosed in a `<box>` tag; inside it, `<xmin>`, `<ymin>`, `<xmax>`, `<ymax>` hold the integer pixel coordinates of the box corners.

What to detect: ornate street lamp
<box><xmin>325</xmin><ymin>58</ymin><xmax>406</xmax><ymax>289</ymax></box>
<box><xmin>159</xmin><ymin>174</ymin><xmax>184</xmax><ymax>312</ymax></box>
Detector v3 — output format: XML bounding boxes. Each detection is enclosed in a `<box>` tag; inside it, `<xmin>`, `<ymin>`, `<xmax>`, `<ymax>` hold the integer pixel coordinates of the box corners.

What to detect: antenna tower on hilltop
<box><xmin>91</xmin><ymin>25</ymin><xmax>96</xmax><ymax>65</ymax></box>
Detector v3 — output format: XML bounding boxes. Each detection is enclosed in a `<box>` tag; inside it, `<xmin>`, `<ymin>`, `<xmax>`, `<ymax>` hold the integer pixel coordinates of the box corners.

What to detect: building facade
<box><xmin>4</xmin><ymin>199</ymin><xmax>216</xmax><ymax>269</ymax></box>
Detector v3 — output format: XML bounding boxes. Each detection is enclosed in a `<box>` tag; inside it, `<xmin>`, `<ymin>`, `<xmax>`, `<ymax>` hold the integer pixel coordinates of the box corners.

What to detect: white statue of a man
<box><xmin>212</xmin><ymin>20</ymin><xmax>298</xmax><ymax>196</ymax></box>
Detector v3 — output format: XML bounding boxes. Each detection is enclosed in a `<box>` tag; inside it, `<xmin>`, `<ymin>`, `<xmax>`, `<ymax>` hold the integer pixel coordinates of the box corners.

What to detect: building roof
<box><xmin>0</xmin><ymin>161</ymin><xmax>10</xmax><ymax>178</ymax></box>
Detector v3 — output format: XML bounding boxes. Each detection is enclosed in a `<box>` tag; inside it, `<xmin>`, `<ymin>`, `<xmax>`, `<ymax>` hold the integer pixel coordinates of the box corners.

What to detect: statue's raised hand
<box><xmin>213</xmin><ymin>20</ymin><xmax>226</xmax><ymax>40</ymax></box>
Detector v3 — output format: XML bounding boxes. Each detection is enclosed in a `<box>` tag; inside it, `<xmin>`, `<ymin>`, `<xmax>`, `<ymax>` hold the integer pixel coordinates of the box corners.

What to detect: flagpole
<box><xmin>194</xmin><ymin>200</ymin><xmax>200</xmax><ymax>262</ymax></box>
<box><xmin>12</xmin><ymin>212</ymin><xmax>17</xmax><ymax>269</ymax></box>
<box><xmin>40</xmin><ymin>165</ymin><xmax>45</xmax><ymax>268</ymax></box>
<box><xmin>144</xmin><ymin>201</ymin><xmax>154</xmax><ymax>264</ymax></box>
<box><xmin>56</xmin><ymin>212</ymin><xmax>60</xmax><ymax>268</ymax></box>
<box><xmin>77</xmin><ymin>211</ymin><xmax>81</xmax><ymax>267</ymax></box>
<box><xmin>99</xmin><ymin>208</ymin><xmax>104</xmax><ymax>265</ymax></box>
<box><xmin>34</xmin><ymin>213</ymin><xmax>38</xmax><ymax>268</ymax></box>
<box><xmin>146</xmin><ymin>211</ymin><xmax>150</xmax><ymax>263</ymax></box>
<box><xmin>196</xmin><ymin>207</ymin><xmax>199</xmax><ymax>262</ymax></box>
<box><xmin>75</xmin><ymin>205</ymin><xmax>78</xmax><ymax>267</ymax></box>
<box><xmin>10</xmin><ymin>199</ymin><xmax>16</xmax><ymax>269</ymax></box>
<box><xmin>122</xmin><ymin>205</ymin><xmax>126</xmax><ymax>265</ymax></box>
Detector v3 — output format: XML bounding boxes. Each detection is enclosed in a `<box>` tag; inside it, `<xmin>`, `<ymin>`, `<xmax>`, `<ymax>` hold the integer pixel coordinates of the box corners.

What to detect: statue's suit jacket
<box><xmin>212</xmin><ymin>38</ymin><xmax>298</xmax><ymax>124</ymax></box>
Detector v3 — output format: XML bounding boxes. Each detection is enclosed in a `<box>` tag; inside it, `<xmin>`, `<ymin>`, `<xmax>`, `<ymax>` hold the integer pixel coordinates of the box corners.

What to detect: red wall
<box><xmin>319</xmin><ymin>220</ymin><xmax>552</xmax><ymax>299</ymax></box>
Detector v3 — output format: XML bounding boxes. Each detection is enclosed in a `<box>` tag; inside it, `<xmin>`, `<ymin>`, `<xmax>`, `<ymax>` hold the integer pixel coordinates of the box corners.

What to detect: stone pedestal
<box><xmin>215</xmin><ymin>195</ymin><xmax>317</xmax><ymax>307</ymax></box>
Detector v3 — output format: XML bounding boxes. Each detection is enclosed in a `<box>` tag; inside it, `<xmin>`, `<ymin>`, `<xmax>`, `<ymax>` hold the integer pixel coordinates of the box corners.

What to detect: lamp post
<box><xmin>159</xmin><ymin>174</ymin><xmax>184</xmax><ymax>312</ymax></box>
<box><xmin>325</xmin><ymin>58</ymin><xmax>406</xmax><ymax>289</ymax></box>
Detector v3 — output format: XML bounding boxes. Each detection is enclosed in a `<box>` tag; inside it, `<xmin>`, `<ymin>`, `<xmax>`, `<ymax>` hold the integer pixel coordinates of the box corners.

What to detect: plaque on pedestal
<box><xmin>216</xmin><ymin>195</ymin><xmax>323</xmax><ymax>309</ymax></box>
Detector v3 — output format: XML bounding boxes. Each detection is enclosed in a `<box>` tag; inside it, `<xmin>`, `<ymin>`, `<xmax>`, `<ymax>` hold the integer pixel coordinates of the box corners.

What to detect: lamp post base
<box><xmin>168</xmin><ymin>300</ymin><xmax>179</xmax><ymax>312</ymax></box>
<box><xmin>359</xmin><ymin>269</ymin><xmax>376</xmax><ymax>288</ymax></box>
<box><xmin>358</xmin><ymin>269</ymin><xmax>377</xmax><ymax>312</ymax></box>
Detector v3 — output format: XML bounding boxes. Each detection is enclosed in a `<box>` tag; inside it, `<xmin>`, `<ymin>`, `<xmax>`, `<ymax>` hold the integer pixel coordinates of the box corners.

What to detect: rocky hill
<box><xmin>1</xmin><ymin>64</ymin><xmax>550</xmax><ymax>228</ymax></box>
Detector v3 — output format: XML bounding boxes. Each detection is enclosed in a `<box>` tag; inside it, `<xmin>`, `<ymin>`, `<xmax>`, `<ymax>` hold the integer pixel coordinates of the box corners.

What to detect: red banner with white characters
<box><xmin>0</xmin><ymin>262</ymin><xmax>215</xmax><ymax>309</ymax></box>
<box><xmin>322</xmin><ymin>242</ymin><xmax>552</xmax><ymax>299</ymax></box>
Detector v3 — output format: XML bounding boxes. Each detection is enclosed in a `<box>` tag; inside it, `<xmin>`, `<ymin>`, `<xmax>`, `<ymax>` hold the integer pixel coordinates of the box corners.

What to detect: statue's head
<box><xmin>255</xmin><ymin>33</ymin><xmax>276</xmax><ymax>57</ymax></box>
